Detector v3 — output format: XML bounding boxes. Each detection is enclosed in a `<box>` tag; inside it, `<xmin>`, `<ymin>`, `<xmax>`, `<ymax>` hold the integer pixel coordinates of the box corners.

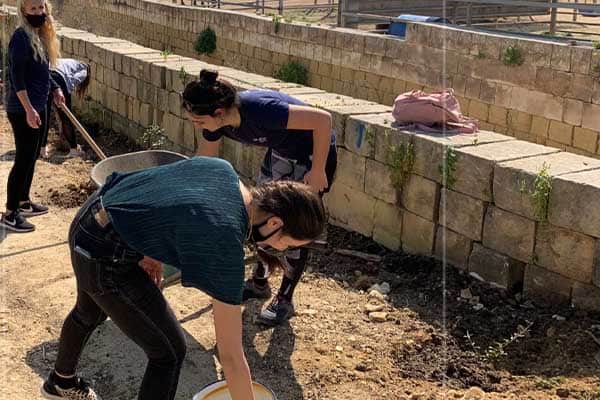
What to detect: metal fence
<box><xmin>338</xmin><ymin>0</ymin><xmax>600</xmax><ymax>40</ymax></box>
<box><xmin>172</xmin><ymin>0</ymin><xmax>337</xmax><ymax>15</ymax></box>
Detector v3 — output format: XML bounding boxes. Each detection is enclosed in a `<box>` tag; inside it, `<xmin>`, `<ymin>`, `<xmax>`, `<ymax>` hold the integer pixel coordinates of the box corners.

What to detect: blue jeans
<box><xmin>54</xmin><ymin>192</ymin><xmax>186</xmax><ymax>400</ymax></box>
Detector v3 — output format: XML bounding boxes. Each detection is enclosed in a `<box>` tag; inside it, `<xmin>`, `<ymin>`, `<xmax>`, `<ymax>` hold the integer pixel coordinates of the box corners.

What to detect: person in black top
<box><xmin>1</xmin><ymin>0</ymin><xmax>65</xmax><ymax>233</ymax></box>
<box><xmin>182</xmin><ymin>70</ymin><xmax>337</xmax><ymax>326</ymax></box>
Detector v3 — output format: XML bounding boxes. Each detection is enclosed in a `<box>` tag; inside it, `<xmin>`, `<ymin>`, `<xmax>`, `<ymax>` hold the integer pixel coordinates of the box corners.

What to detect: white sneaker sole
<box><xmin>0</xmin><ymin>220</ymin><xmax>35</xmax><ymax>233</ymax></box>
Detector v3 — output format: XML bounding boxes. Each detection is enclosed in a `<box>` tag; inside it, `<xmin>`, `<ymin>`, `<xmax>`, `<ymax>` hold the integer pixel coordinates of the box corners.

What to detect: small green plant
<box><xmin>272</xmin><ymin>15</ymin><xmax>282</xmax><ymax>34</ymax></box>
<box><xmin>535</xmin><ymin>376</ymin><xmax>565</xmax><ymax>390</ymax></box>
<box><xmin>274</xmin><ymin>61</ymin><xmax>308</xmax><ymax>85</ymax></box>
<box><xmin>160</xmin><ymin>48</ymin><xmax>172</xmax><ymax>62</ymax></box>
<box><xmin>471</xmin><ymin>137</ymin><xmax>479</xmax><ymax>145</ymax></box>
<box><xmin>178</xmin><ymin>66</ymin><xmax>188</xmax><ymax>85</ymax></box>
<box><xmin>484</xmin><ymin>322</ymin><xmax>532</xmax><ymax>362</ymax></box>
<box><xmin>502</xmin><ymin>46</ymin><xmax>524</xmax><ymax>66</ymax></box>
<box><xmin>195</xmin><ymin>27</ymin><xmax>217</xmax><ymax>55</ymax></box>
<box><xmin>476</xmin><ymin>50</ymin><xmax>486</xmax><ymax>59</ymax></box>
<box><xmin>138</xmin><ymin>125</ymin><xmax>167</xmax><ymax>149</ymax></box>
<box><xmin>438</xmin><ymin>146</ymin><xmax>458</xmax><ymax>189</ymax></box>
<box><xmin>387</xmin><ymin>141</ymin><xmax>415</xmax><ymax>192</ymax></box>
<box><xmin>593</xmin><ymin>41</ymin><xmax>600</xmax><ymax>50</ymax></box>
<box><xmin>531</xmin><ymin>163</ymin><xmax>552</xmax><ymax>221</ymax></box>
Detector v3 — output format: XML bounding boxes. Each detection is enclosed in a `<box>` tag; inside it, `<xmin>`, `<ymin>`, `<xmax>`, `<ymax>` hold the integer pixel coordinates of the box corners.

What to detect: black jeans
<box><xmin>6</xmin><ymin>108</ymin><xmax>47</xmax><ymax>211</ymax></box>
<box><xmin>55</xmin><ymin>192</ymin><xmax>186</xmax><ymax>400</ymax></box>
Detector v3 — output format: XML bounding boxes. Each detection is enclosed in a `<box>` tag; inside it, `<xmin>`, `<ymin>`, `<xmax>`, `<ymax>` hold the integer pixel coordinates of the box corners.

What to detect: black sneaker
<box><xmin>41</xmin><ymin>374</ymin><xmax>100</xmax><ymax>400</ymax></box>
<box><xmin>242</xmin><ymin>279</ymin><xmax>272</xmax><ymax>301</ymax></box>
<box><xmin>0</xmin><ymin>211</ymin><xmax>35</xmax><ymax>233</ymax></box>
<box><xmin>257</xmin><ymin>296</ymin><xmax>295</xmax><ymax>326</ymax></box>
<box><xmin>18</xmin><ymin>201</ymin><xmax>49</xmax><ymax>217</ymax></box>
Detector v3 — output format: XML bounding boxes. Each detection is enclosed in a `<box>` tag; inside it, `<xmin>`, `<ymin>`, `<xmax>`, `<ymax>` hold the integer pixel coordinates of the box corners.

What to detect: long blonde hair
<box><xmin>17</xmin><ymin>0</ymin><xmax>60</xmax><ymax>67</ymax></box>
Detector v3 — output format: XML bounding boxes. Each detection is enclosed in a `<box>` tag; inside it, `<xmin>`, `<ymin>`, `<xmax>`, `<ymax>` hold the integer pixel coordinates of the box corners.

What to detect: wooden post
<box><xmin>549</xmin><ymin>0</ymin><xmax>558</xmax><ymax>35</ymax></box>
<box><xmin>467</xmin><ymin>3</ymin><xmax>473</xmax><ymax>26</ymax></box>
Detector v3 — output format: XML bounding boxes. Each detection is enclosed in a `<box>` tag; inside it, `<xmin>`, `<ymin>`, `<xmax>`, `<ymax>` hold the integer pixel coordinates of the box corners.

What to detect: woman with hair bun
<box><xmin>182</xmin><ymin>69</ymin><xmax>337</xmax><ymax>326</ymax></box>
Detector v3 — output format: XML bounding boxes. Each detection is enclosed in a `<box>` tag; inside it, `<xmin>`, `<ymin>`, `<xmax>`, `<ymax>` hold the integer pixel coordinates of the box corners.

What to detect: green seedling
<box><xmin>195</xmin><ymin>27</ymin><xmax>217</xmax><ymax>55</ymax></box>
<box><xmin>502</xmin><ymin>46</ymin><xmax>524</xmax><ymax>66</ymax></box>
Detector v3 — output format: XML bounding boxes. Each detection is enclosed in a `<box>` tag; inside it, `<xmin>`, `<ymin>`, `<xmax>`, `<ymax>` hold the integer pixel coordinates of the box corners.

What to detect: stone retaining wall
<box><xmin>2</xmin><ymin>10</ymin><xmax>600</xmax><ymax>311</ymax></box>
<box><xmin>3</xmin><ymin>0</ymin><xmax>599</xmax><ymax>158</ymax></box>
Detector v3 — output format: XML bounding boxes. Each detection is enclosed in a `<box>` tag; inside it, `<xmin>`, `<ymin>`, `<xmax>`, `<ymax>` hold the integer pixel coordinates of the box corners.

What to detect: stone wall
<box><xmin>2</xmin><ymin>9</ymin><xmax>600</xmax><ymax>310</ymax></box>
<box><xmin>4</xmin><ymin>0</ymin><xmax>598</xmax><ymax>159</ymax></box>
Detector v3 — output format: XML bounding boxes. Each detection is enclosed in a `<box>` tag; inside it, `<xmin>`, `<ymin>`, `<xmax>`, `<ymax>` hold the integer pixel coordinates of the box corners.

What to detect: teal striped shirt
<box><xmin>100</xmin><ymin>157</ymin><xmax>248</xmax><ymax>305</ymax></box>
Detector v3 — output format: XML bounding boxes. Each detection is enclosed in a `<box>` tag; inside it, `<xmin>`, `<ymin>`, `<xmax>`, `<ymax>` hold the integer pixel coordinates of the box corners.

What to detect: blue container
<box><xmin>388</xmin><ymin>14</ymin><xmax>450</xmax><ymax>37</ymax></box>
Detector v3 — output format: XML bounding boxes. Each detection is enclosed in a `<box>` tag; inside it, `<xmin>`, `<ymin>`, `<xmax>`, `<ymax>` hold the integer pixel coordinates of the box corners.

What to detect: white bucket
<box><xmin>192</xmin><ymin>380</ymin><xmax>276</xmax><ymax>400</ymax></box>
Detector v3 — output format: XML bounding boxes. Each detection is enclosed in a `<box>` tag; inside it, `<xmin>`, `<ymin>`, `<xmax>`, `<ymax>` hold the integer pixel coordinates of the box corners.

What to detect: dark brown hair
<box><xmin>75</xmin><ymin>63</ymin><xmax>91</xmax><ymax>99</ymax></box>
<box><xmin>251</xmin><ymin>181</ymin><xmax>326</xmax><ymax>241</ymax></box>
<box><xmin>182</xmin><ymin>69</ymin><xmax>239</xmax><ymax>116</ymax></box>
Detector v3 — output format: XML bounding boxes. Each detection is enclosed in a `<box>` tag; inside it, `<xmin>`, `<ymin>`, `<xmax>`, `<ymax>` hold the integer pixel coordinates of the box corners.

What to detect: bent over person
<box><xmin>41</xmin><ymin>157</ymin><xmax>326</xmax><ymax>400</ymax></box>
<box><xmin>183</xmin><ymin>69</ymin><xmax>337</xmax><ymax>326</ymax></box>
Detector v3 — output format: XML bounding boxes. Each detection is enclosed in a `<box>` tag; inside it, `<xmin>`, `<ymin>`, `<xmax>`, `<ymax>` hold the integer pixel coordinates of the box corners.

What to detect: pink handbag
<box><xmin>392</xmin><ymin>89</ymin><xmax>479</xmax><ymax>134</ymax></box>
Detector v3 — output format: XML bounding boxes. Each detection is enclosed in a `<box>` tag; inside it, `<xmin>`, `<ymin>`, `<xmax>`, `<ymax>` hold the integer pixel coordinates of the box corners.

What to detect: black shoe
<box><xmin>257</xmin><ymin>296</ymin><xmax>295</xmax><ymax>326</ymax></box>
<box><xmin>18</xmin><ymin>201</ymin><xmax>49</xmax><ymax>217</ymax></box>
<box><xmin>242</xmin><ymin>279</ymin><xmax>272</xmax><ymax>301</ymax></box>
<box><xmin>41</xmin><ymin>373</ymin><xmax>100</xmax><ymax>400</ymax></box>
<box><xmin>0</xmin><ymin>211</ymin><xmax>35</xmax><ymax>233</ymax></box>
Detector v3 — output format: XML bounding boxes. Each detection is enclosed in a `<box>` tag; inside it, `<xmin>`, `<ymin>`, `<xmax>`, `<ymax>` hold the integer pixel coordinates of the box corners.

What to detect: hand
<box><xmin>138</xmin><ymin>256</ymin><xmax>164</xmax><ymax>286</ymax></box>
<box><xmin>303</xmin><ymin>168</ymin><xmax>328</xmax><ymax>193</ymax></box>
<box><xmin>25</xmin><ymin>108</ymin><xmax>41</xmax><ymax>129</ymax></box>
<box><xmin>52</xmin><ymin>88</ymin><xmax>66</xmax><ymax>108</ymax></box>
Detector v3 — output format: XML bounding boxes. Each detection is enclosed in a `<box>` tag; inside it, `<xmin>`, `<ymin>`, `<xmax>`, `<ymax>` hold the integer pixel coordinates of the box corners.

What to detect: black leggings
<box><xmin>6</xmin><ymin>108</ymin><xmax>48</xmax><ymax>211</ymax></box>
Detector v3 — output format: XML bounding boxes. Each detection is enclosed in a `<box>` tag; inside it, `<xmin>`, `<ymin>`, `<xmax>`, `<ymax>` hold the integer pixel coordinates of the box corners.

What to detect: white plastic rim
<box><xmin>192</xmin><ymin>380</ymin><xmax>276</xmax><ymax>400</ymax></box>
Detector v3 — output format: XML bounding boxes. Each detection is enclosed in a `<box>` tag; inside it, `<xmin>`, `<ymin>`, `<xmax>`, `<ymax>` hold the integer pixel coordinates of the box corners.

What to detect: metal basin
<box><xmin>91</xmin><ymin>150</ymin><xmax>188</xmax><ymax>186</ymax></box>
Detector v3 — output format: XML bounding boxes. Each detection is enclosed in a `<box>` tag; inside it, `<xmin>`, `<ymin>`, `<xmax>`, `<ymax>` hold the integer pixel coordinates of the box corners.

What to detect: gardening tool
<box><xmin>60</xmin><ymin>104</ymin><xmax>107</xmax><ymax>160</ymax></box>
<box><xmin>192</xmin><ymin>380</ymin><xmax>276</xmax><ymax>400</ymax></box>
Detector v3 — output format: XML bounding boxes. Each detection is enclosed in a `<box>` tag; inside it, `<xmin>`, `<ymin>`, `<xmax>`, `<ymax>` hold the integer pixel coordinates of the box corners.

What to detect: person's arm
<box><xmin>212</xmin><ymin>299</ymin><xmax>255</xmax><ymax>400</ymax></box>
<box><xmin>286</xmin><ymin>104</ymin><xmax>332</xmax><ymax>192</ymax></box>
<box><xmin>196</xmin><ymin>135</ymin><xmax>222</xmax><ymax>157</ymax></box>
<box><xmin>49</xmin><ymin>75</ymin><xmax>65</xmax><ymax>108</ymax></box>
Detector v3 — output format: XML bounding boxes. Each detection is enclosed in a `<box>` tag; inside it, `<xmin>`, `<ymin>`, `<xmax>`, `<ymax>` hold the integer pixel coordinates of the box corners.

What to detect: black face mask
<box><xmin>250</xmin><ymin>218</ymin><xmax>281</xmax><ymax>244</ymax></box>
<box><xmin>26</xmin><ymin>13</ymin><xmax>47</xmax><ymax>28</ymax></box>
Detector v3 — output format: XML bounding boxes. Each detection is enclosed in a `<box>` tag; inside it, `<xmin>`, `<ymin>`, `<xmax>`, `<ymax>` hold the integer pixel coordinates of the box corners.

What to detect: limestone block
<box><xmin>572</xmin><ymin>282</ymin><xmax>600</xmax><ymax>311</ymax></box>
<box><xmin>364</xmin><ymin>34</ymin><xmax>387</xmax><ymax>57</ymax></box>
<box><xmin>571</xmin><ymin>46</ymin><xmax>592</xmax><ymax>75</ymax></box>
<box><xmin>594</xmin><ymin>241</ymin><xmax>600</xmax><ymax>288</ymax></box>
<box><xmin>336</xmin><ymin>148</ymin><xmax>366</xmax><ymax>191</ymax></box>
<box><xmin>438</xmin><ymin>189</ymin><xmax>485</xmax><ymax>241</ymax></box>
<box><xmin>324</xmin><ymin>183</ymin><xmax>376</xmax><ymax>238</ymax></box>
<box><xmin>365</xmin><ymin>159</ymin><xmax>398</xmax><ymax>205</ymax></box>
<box><xmin>573</xmin><ymin>127</ymin><xmax>599</xmax><ymax>154</ymax></box>
<box><xmin>582</xmin><ymin>103</ymin><xmax>600</xmax><ymax>131</ymax></box>
<box><xmin>482</xmin><ymin>206</ymin><xmax>535</xmax><ymax>263</ymax></box>
<box><xmin>524</xmin><ymin>264</ymin><xmax>573</xmax><ymax>305</ymax></box>
<box><xmin>507</xmin><ymin>110</ymin><xmax>532</xmax><ymax>133</ymax></box>
<box><xmin>401</xmin><ymin>212</ymin><xmax>436</xmax><ymax>256</ymax></box>
<box><xmin>373</xmin><ymin>200</ymin><xmax>403</xmax><ymax>251</ymax></box>
<box><xmin>402</xmin><ymin>174</ymin><xmax>439</xmax><ymax>221</ymax></box>
<box><xmin>494</xmin><ymin>152</ymin><xmax>600</xmax><ymax>221</ymax></box>
<box><xmin>563</xmin><ymin>99</ymin><xmax>584</xmax><ymax>126</ymax></box>
<box><xmin>168</xmin><ymin>91</ymin><xmax>182</xmax><ymax>117</ymax></box>
<box><xmin>434</xmin><ymin>227</ymin><xmax>472</xmax><ymax>270</ymax></box>
<box><xmin>548</xmin><ymin>120</ymin><xmax>573</xmax><ymax>146</ymax></box>
<box><xmin>117</xmin><ymin>93</ymin><xmax>128</xmax><ymax>117</ymax></box>
<box><xmin>567</xmin><ymin>74</ymin><xmax>594</xmax><ymax>102</ymax></box>
<box><xmin>535</xmin><ymin>224</ymin><xmax>595</xmax><ymax>283</ymax></box>
<box><xmin>509</xmin><ymin>87</ymin><xmax>563</xmax><ymax>121</ymax></box>
<box><xmin>412</xmin><ymin>130</ymin><xmax>511</xmax><ymax>185</ymax></box>
<box><xmin>140</xmin><ymin>102</ymin><xmax>153</xmax><ymax>127</ymax></box>
<box><xmin>530</xmin><ymin>116</ymin><xmax>550</xmax><ymax>138</ymax></box>
<box><xmin>550</xmin><ymin>45</ymin><xmax>572</xmax><ymax>72</ymax></box>
<box><xmin>454</xmin><ymin>140</ymin><xmax>558</xmax><ymax>202</ymax></box>
<box><xmin>468</xmin><ymin>243</ymin><xmax>525</xmax><ymax>290</ymax></box>
<box><xmin>488</xmin><ymin>105</ymin><xmax>508</xmax><ymax>127</ymax></box>
<box><xmin>549</xmin><ymin>169</ymin><xmax>600</xmax><ymax>238</ymax></box>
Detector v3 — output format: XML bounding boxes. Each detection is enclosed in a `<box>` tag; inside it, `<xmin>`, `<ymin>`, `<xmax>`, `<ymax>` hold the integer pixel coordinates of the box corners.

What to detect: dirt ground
<box><xmin>1</xmin><ymin>108</ymin><xmax>600</xmax><ymax>400</ymax></box>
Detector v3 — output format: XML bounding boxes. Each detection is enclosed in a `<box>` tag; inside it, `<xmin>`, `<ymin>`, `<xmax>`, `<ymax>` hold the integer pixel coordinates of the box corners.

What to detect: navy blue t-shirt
<box><xmin>203</xmin><ymin>90</ymin><xmax>327</xmax><ymax>163</ymax></box>
<box><xmin>100</xmin><ymin>157</ymin><xmax>248</xmax><ymax>305</ymax></box>
<box><xmin>5</xmin><ymin>28</ymin><xmax>57</xmax><ymax>113</ymax></box>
